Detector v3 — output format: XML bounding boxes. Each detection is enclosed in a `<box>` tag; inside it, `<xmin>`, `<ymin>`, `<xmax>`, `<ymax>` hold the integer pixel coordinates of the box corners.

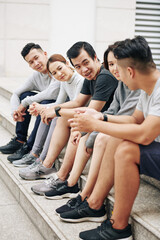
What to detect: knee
<box><xmin>94</xmin><ymin>133</ymin><xmax>110</xmax><ymax>148</ymax></box>
<box><xmin>115</xmin><ymin>141</ymin><xmax>139</xmax><ymax>166</ymax></box>
<box><xmin>57</xmin><ymin>117</ymin><xmax>69</xmax><ymax>127</ymax></box>
<box><xmin>19</xmin><ymin>91</ymin><xmax>33</xmax><ymax>100</ymax></box>
<box><xmin>40</xmin><ymin>99</ymin><xmax>55</xmax><ymax>104</ymax></box>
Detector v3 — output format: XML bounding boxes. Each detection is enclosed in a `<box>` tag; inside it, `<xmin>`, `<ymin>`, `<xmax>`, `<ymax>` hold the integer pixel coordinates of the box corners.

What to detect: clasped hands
<box><xmin>28</xmin><ymin>102</ymin><xmax>55</xmax><ymax>125</ymax></box>
<box><xmin>69</xmin><ymin>107</ymin><xmax>103</xmax><ymax>137</ymax></box>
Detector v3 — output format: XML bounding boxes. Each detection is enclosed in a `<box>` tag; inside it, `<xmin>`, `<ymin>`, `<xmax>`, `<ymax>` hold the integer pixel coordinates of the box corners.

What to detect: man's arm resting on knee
<box><xmin>71</xmin><ymin>109</ymin><xmax>160</xmax><ymax>145</ymax></box>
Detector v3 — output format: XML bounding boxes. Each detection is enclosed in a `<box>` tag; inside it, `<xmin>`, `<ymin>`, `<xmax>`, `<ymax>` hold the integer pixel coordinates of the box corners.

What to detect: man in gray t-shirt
<box><xmin>0</xmin><ymin>43</ymin><xmax>60</xmax><ymax>161</ymax></box>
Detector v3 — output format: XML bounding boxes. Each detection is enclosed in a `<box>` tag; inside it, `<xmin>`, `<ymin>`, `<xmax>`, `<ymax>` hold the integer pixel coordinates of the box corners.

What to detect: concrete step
<box><xmin>1</xmin><ymin>124</ymin><xmax>160</xmax><ymax>239</ymax></box>
<box><xmin>0</xmin><ymin>125</ymin><xmax>100</xmax><ymax>240</ymax></box>
<box><xmin>0</xmin><ymin>82</ymin><xmax>36</xmax><ymax>136</ymax></box>
<box><xmin>0</xmin><ymin>179</ymin><xmax>44</xmax><ymax>240</ymax></box>
<box><xmin>1</xmin><ymin>78</ymin><xmax>160</xmax><ymax>239</ymax></box>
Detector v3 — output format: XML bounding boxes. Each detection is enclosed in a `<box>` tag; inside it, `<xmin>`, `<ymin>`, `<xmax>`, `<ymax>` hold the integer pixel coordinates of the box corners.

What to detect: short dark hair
<box><xmin>103</xmin><ymin>41</ymin><xmax>121</xmax><ymax>70</ymax></box>
<box><xmin>21</xmin><ymin>43</ymin><xmax>43</xmax><ymax>59</ymax></box>
<box><xmin>113</xmin><ymin>36</ymin><xmax>156</xmax><ymax>73</ymax></box>
<box><xmin>67</xmin><ymin>41</ymin><xmax>96</xmax><ymax>66</ymax></box>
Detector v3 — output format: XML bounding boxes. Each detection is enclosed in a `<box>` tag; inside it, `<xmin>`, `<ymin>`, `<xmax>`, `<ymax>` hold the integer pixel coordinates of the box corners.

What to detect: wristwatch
<box><xmin>103</xmin><ymin>114</ymin><xmax>108</xmax><ymax>122</ymax></box>
<box><xmin>55</xmin><ymin>106</ymin><xmax>61</xmax><ymax>117</ymax></box>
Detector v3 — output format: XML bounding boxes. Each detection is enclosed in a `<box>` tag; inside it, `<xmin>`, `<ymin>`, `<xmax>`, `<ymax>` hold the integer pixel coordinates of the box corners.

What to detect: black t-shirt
<box><xmin>80</xmin><ymin>66</ymin><xmax>118</xmax><ymax>112</ymax></box>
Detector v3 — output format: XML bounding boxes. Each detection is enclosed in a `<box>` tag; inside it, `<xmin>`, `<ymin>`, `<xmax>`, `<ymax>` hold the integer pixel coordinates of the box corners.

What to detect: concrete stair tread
<box><xmin>0</xmin><ymin>93</ymin><xmax>36</xmax><ymax>136</ymax></box>
<box><xmin>0</xmin><ymin>125</ymin><xmax>100</xmax><ymax>240</ymax></box>
<box><xmin>0</xmin><ymin>125</ymin><xmax>160</xmax><ymax>239</ymax></box>
<box><xmin>0</xmin><ymin>171</ymin><xmax>44</xmax><ymax>240</ymax></box>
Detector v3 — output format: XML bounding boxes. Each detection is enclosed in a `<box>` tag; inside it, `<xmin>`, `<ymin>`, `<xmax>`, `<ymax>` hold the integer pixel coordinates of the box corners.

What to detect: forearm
<box><xmin>107</xmin><ymin>114</ymin><xmax>136</xmax><ymax>124</ymax></box>
<box><xmin>93</xmin><ymin>120</ymin><xmax>144</xmax><ymax>144</ymax></box>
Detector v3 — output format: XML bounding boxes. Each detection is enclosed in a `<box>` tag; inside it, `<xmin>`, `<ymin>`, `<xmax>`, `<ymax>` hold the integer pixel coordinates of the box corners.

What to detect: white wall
<box><xmin>0</xmin><ymin>0</ymin><xmax>136</xmax><ymax>77</ymax></box>
<box><xmin>95</xmin><ymin>0</ymin><xmax>136</xmax><ymax>61</ymax></box>
<box><xmin>49</xmin><ymin>0</ymin><xmax>96</xmax><ymax>58</ymax></box>
<box><xmin>0</xmin><ymin>0</ymin><xmax>50</xmax><ymax>77</ymax></box>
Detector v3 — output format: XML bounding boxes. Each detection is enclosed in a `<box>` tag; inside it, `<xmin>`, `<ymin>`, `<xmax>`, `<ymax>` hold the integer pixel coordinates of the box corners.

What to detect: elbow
<box><xmin>139</xmin><ymin>136</ymin><xmax>153</xmax><ymax>145</ymax></box>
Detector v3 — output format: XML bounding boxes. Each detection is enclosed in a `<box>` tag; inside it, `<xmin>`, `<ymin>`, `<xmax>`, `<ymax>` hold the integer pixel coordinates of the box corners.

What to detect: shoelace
<box><xmin>6</xmin><ymin>137</ymin><xmax>17</xmax><ymax>146</ymax></box>
<box><xmin>67</xmin><ymin>196</ymin><xmax>82</xmax><ymax>207</ymax></box>
<box><xmin>98</xmin><ymin>219</ymin><xmax>114</xmax><ymax>232</ymax></box>
<box><xmin>45</xmin><ymin>176</ymin><xmax>55</xmax><ymax>186</ymax></box>
<box><xmin>27</xmin><ymin>160</ymin><xmax>40</xmax><ymax>169</ymax></box>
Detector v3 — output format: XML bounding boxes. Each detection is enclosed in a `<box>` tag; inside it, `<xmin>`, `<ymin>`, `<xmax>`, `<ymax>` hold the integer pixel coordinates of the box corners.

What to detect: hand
<box><xmin>28</xmin><ymin>102</ymin><xmax>45</xmax><ymax>116</ymax></box>
<box><xmin>75</xmin><ymin>108</ymin><xmax>103</xmax><ymax>120</ymax></box>
<box><xmin>13</xmin><ymin>110</ymin><xmax>26</xmax><ymax>122</ymax></box>
<box><xmin>70</xmin><ymin>130</ymin><xmax>82</xmax><ymax>145</ymax></box>
<box><xmin>40</xmin><ymin>107</ymin><xmax>56</xmax><ymax>125</ymax></box>
<box><xmin>84</xmin><ymin>146</ymin><xmax>93</xmax><ymax>157</ymax></box>
<box><xmin>13</xmin><ymin>104</ymin><xmax>26</xmax><ymax>122</ymax></box>
<box><xmin>69</xmin><ymin>113</ymin><xmax>96</xmax><ymax>133</ymax></box>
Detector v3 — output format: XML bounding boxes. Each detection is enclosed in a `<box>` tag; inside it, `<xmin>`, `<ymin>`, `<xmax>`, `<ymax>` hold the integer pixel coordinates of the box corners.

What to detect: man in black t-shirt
<box><xmin>20</xmin><ymin>42</ymin><xmax>118</xmax><ymax>186</ymax></box>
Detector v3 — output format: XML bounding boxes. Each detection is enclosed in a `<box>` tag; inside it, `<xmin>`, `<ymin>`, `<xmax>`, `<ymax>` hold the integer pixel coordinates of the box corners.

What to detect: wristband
<box><xmin>103</xmin><ymin>114</ymin><xmax>108</xmax><ymax>122</ymax></box>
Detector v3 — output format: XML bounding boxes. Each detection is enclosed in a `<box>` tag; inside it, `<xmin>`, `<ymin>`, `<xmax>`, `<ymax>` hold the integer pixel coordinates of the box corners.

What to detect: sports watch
<box><xmin>103</xmin><ymin>114</ymin><xmax>108</xmax><ymax>122</ymax></box>
<box><xmin>55</xmin><ymin>106</ymin><xmax>61</xmax><ymax>117</ymax></box>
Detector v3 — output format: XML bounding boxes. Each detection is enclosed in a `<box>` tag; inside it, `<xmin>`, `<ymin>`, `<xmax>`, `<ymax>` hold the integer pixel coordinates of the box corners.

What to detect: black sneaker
<box><xmin>79</xmin><ymin>219</ymin><xmax>132</xmax><ymax>240</ymax></box>
<box><xmin>55</xmin><ymin>194</ymin><xmax>83</xmax><ymax>215</ymax></box>
<box><xmin>44</xmin><ymin>181</ymin><xmax>80</xmax><ymax>200</ymax></box>
<box><xmin>60</xmin><ymin>199</ymin><xmax>107</xmax><ymax>223</ymax></box>
<box><xmin>7</xmin><ymin>143</ymin><xmax>30</xmax><ymax>162</ymax></box>
<box><xmin>0</xmin><ymin>137</ymin><xmax>23</xmax><ymax>154</ymax></box>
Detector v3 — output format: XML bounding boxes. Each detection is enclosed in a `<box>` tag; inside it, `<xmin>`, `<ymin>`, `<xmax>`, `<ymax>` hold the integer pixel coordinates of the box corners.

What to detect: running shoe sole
<box><xmin>44</xmin><ymin>191</ymin><xmax>80</xmax><ymax>200</ymax></box>
<box><xmin>60</xmin><ymin>214</ymin><xmax>107</xmax><ymax>223</ymax></box>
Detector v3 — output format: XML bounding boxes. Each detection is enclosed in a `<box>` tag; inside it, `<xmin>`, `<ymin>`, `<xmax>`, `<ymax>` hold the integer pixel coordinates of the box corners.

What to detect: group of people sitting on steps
<box><xmin>0</xmin><ymin>35</ymin><xmax>160</xmax><ymax>240</ymax></box>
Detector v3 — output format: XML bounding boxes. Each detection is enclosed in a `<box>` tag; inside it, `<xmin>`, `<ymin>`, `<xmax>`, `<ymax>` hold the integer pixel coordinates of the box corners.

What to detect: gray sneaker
<box><xmin>31</xmin><ymin>173</ymin><xmax>64</xmax><ymax>195</ymax></box>
<box><xmin>19</xmin><ymin>160</ymin><xmax>55</xmax><ymax>180</ymax></box>
<box><xmin>12</xmin><ymin>153</ymin><xmax>37</xmax><ymax>167</ymax></box>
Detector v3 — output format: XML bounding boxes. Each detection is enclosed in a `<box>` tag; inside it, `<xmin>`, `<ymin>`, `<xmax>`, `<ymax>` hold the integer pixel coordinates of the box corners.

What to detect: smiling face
<box><xmin>107</xmin><ymin>51</ymin><xmax>120</xmax><ymax>80</ymax></box>
<box><xmin>25</xmin><ymin>48</ymin><xmax>48</xmax><ymax>74</ymax></box>
<box><xmin>71</xmin><ymin>49</ymin><xmax>100</xmax><ymax>80</ymax></box>
<box><xmin>49</xmin><ymin>61</ymin><xmax>73</xmax><ymax>82</ymax></box>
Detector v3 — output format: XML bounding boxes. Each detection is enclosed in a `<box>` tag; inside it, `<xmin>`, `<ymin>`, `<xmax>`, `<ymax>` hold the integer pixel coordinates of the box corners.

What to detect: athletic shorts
<box><xmin>139</xmin><ymin>141</ymin><xmax>160</xmax><ymax>181</ymax></box>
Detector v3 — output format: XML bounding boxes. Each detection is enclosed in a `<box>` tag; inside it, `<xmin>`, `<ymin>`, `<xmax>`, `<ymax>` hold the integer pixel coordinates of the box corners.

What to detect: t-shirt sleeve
<box><xmin>117</xmin><ymin>89</ymin><xmax>140</xmax><ymax>116</ymax></box>
<box><xmin>148</xmin><ymin>89</ymin><xmax>160</xmax><ymax>117</ymax></box>
<box><xmin>21</xmin><ymin>80</ymin><xmax>60</xmax><ymax>107</ymax></box>
<box><xmin>92</xmin><ymin>73</ymin><xmax>117</xmax><ymax>101</ymax></box>
<box><xmin>80</xmin><ymin>79</ymin><xmax>91</xmax><ymax>96</ymax></box>
<box><xmin>10</xmin><ymin>74</ymin><xmax>36</xmax><ymax>114</ymax></box>
<box><xmin>136</xmin><ymin>91</ymin><xmax>144</xmax><ymax>112</ymax></box>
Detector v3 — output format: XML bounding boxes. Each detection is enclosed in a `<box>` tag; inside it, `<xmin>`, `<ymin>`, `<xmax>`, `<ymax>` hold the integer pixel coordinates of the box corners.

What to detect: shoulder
<box><xmin>97</xmin><ymin>67</ymin><xmax>117</xmax><ymax>82</ymax></box>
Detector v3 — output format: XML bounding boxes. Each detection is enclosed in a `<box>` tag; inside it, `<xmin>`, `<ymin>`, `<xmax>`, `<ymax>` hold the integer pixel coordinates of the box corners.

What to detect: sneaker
<box><xmin>55</xmin><ymin>194</ymin><xmax>83</xmax><ymax>215</ymax></box>
<box><xmin>12</xmin><ymin>153</ymin><xmax>37</xmax><ymax>167</ymax></box>
<box><xmin>79</xmin><ymin>219</ymin><xmax>132</xmax><ymax>240</ymax></box>
<box><xmin>44</xmin><ymin>181</ymin><xmax>80</xmax><ymax>200</ymax></box>
<box><xmin>60</xmin><ymin>199</ymin><xmax>107</xmax><ymax>223</ymax></box>
<box><xmin>19</xmin><ymin>160</ymin><xmax>55</xmax><ymax>180</ymax></box>
<box><xmin>0</xmin><ymin>137</ymin><xmax>23</xmax><ymax>154</ymax></box>
<box><xmin>31</xmin><ymin>173</ymin><xmax>63</xmax><ymax>195</ymax></box>
<box><xmin>7</xmin><ymin>143</ymin><xmax>30</xmax><ymax>162</ymax></box>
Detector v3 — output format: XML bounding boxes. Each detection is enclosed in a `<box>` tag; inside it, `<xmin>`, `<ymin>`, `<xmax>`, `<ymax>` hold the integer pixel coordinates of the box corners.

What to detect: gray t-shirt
<box><xmin>10</xmin><ymin>71</ymin><xmax>60</xmax><ymax>114</ymax></box>
<box><xmin>136</xmin><ymin>77</ymin><xmax>160</xmax><ymax>142</ymax></box>
<box><xmin>105</xmin><ymin>81</ymin><xmax>141</xmax><ymax>116</ymax></box>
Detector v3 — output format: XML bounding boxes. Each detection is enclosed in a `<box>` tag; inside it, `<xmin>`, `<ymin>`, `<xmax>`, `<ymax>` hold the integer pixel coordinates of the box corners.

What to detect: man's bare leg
<box><xmin>43</xmin><ymin>117</ymin><xmax>70</xmax><ymax>168</ymax></box>
<box><xmin>111</xmin><ymin>140</ymin><xmax>140</xmax><ymax>229</ymax></box>
<box><xmin>56</xmin><ymin>134</ymin><xmax>84</xmax><ymax>181</ymax></box>
<box><xmin>81</xmin><ymin>133</ymin><xmax>110</xmax><ymax>200</ymax></box>
<box><xmin>87</xmin><ymin>137</ymin><xmax>123</xmax><ymax>210</ymax></box>
<box><xmin>66</xmin><ymin>133</ymin><xmax>91</xmax><ymax>186</ymax></box>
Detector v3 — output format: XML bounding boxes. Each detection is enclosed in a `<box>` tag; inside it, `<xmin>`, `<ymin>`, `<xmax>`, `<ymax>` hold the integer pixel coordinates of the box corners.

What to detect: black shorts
<box><xmin>139</xmin><ymin>141</ymin><xmax>160</xmax><ymax>181</ymax></box>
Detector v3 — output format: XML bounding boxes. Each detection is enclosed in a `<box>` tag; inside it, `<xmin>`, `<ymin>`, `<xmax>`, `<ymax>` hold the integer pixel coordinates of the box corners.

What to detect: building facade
<box><xmin>0</xmin><ymin>0</ymin><xmax>159</xmax><ymax>77</ymax></box>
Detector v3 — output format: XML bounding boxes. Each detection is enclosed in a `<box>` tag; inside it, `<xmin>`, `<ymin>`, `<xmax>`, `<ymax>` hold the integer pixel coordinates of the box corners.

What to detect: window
<box><xmin>135</xmin><ymin>0</ymin><xmax>160</xmax><ymax>69</ymax></box>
